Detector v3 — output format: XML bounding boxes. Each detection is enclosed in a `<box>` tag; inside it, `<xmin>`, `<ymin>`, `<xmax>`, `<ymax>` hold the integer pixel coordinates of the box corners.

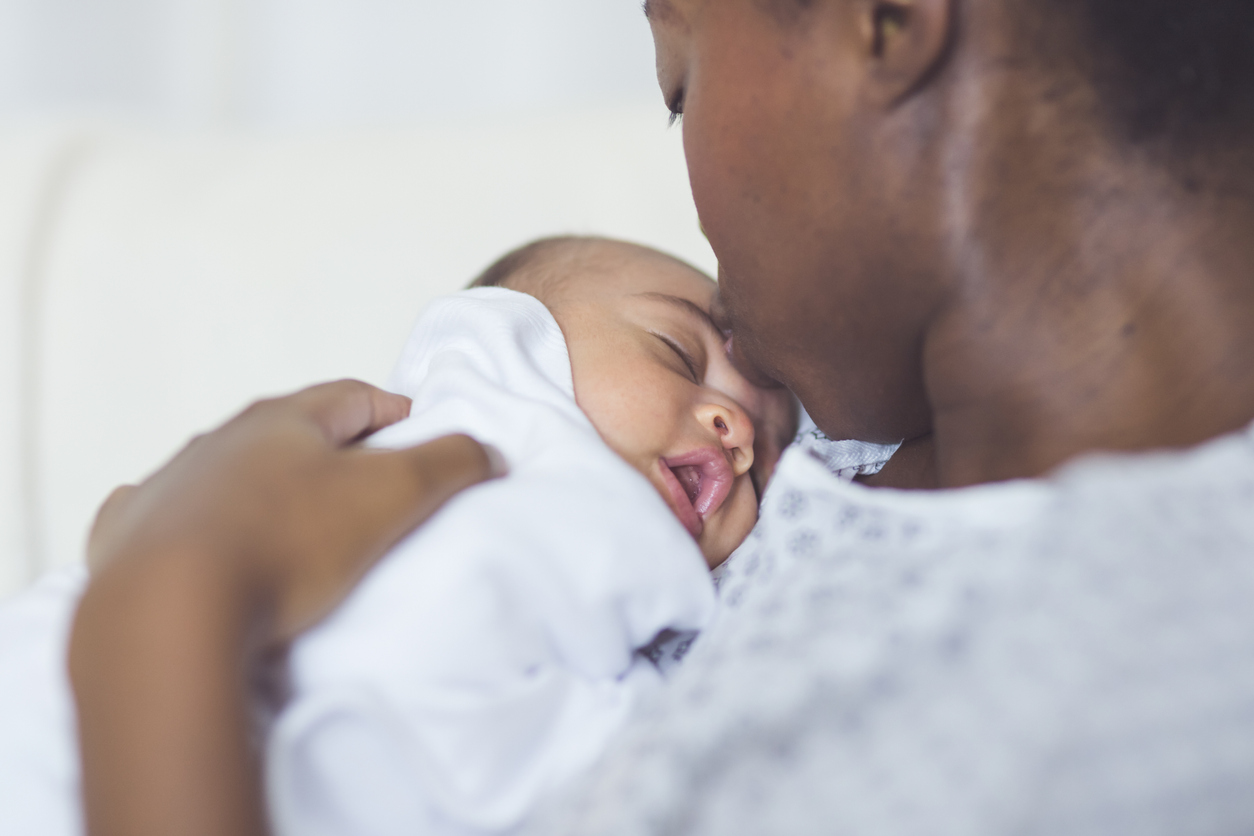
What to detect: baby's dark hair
<box><xmin>468</xmin><ymin>236</ymin><xmax>588</xmax><ymax>291</ymax></box>
<box><xmin>468</xmin><ymin>235</ymin><xmax>706</xmax><ymax>302</ymax></box>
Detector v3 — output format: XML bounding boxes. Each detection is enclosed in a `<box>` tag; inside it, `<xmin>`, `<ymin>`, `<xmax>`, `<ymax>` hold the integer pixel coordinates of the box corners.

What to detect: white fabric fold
<box><xmin>792</xmin><ymin>408</ymin><xmax>902</xmax><ymax>480</ymax></box>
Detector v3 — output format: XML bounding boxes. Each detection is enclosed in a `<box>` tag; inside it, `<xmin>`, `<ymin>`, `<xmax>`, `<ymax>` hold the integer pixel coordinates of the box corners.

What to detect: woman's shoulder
<box><xmin>531</xmin><ymin>421</ymin><xmax>1254</xmax><ymax>836</ymax></box>
<box><xmin>757</xmin><ymin>416</ymin><xmax>1254</xmax><ymax>560</ymax></box>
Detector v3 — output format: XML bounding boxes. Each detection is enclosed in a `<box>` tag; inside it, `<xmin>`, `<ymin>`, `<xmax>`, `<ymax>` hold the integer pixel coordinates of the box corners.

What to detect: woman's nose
<box><xmin>695</xmin><ymin>402</ymin><xmax>756</xmax><ymax>476</ymax></box>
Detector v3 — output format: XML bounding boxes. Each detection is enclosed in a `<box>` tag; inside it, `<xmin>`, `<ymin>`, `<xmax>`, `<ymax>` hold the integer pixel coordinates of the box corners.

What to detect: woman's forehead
<box><xmin>646</xmin><ymin>0</ymin><xmax>785</xmax><ymax>29</ymax></box>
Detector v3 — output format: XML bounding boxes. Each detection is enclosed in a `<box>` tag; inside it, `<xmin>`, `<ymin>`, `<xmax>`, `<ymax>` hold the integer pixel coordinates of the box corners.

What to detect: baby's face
<box><xmin>544</xmin><ymin>243</ymin><xmax>798</xmax><ymax>568</ymax></box>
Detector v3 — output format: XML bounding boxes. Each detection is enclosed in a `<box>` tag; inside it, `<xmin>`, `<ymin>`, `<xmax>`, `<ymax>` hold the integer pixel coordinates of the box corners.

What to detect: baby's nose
<box><xmin>696</xmin><ymin>402</ymin><xmax>755</xmax><ymax>476</ymax></box>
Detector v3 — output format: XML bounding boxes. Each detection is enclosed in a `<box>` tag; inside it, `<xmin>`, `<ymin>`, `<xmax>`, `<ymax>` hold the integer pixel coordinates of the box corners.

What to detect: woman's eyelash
<box><xmin>667</xmin><ymin>88</ymin><xmax>685</xmax><ymax>127</ymax></box>
<box><xmin>655</xmin><ymin>333</ymin><xmax>700</xmax><ymax>381</ymax></box>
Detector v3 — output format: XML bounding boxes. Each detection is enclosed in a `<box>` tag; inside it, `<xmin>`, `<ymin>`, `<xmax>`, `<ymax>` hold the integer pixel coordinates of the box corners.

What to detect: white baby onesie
<box><xmin>264</xmin><ymin>288</ymin><xmax>717</xmax><ymax>836</ymax></box>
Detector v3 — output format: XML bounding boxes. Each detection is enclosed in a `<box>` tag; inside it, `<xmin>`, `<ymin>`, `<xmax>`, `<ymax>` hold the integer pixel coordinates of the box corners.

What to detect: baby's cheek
<box><xmin>576</xmin><ymin>390</ymin><xmax>646</xmax><ymax>459</ymax></box>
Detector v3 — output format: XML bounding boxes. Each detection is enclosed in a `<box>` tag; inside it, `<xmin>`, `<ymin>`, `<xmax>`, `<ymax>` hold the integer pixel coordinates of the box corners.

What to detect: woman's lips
<box><xmin>658</xmin><ymin>449</ymin><xmax>735</xmax><ymax>540</ymax></box>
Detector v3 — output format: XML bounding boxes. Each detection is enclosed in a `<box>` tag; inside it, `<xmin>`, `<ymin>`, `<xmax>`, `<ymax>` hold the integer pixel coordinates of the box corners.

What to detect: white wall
<box><xmin>0</xmin><ymin>1</ymin><xmax>694</xmax><ymax>597</ymax></box>
<box><xmin>0</xmin><ymin>0</ymin><xmax>662</xmax><ymax>128</ymax></box>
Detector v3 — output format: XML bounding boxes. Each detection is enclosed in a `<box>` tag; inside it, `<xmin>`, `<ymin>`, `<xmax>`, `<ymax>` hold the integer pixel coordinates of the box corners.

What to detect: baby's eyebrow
<box><xmin>636</xmin><ymin>292</ymin><xmax>725</xmax><ymax>339</ymax></box>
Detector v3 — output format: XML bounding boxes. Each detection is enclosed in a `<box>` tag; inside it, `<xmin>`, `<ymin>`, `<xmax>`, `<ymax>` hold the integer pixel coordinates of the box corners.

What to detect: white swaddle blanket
<box><xmin>265</xmin><ymin>287</ymin><xmax>718</xmax><ymax>835</ymax></box>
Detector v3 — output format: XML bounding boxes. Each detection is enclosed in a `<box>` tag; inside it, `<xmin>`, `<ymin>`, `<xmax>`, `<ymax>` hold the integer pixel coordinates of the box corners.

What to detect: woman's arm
<box><xmin>69</xmin><ymin>380</ymin><xmax>499</xmax><ymax>836</ymax></box>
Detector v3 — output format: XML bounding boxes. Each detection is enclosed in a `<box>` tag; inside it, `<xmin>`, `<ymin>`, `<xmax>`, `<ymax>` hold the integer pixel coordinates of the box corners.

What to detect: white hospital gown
<box><xmin>529</xmin><ymin>422</ymin><xmax>1254</xmax><ymax>835</ymax></box>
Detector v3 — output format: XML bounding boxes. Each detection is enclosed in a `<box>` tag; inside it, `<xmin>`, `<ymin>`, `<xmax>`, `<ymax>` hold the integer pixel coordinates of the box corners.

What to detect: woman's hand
<box><xmin>70</xmin><ymin>380</ymin><xmax>500</xmax><ymax>836</ymax></box>
<box><xmin>83</xmin><ymin>379</ymin><xmax>499</xmax><ymax>641</ymax></box>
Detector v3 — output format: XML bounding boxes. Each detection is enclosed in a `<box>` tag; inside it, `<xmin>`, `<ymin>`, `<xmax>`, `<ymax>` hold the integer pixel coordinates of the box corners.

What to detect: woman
<box><xmin>73</xmin><ymin>1</ymin><xmax>1254</xmax><ymax>833</ymax></box>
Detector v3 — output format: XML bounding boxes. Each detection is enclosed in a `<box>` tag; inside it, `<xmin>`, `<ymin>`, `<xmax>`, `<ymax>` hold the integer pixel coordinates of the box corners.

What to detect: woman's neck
<box><xmin>925</xmin><ymin>111</ymin><xmax>1254</xmax><ymax>486</ymax></box>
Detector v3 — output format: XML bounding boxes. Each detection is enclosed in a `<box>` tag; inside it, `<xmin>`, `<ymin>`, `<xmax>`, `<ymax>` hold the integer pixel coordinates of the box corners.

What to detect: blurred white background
<box><xmin>0</xmin><ymin>0</ymin><xmax>661</xmax><ymax>128</ymax></box>
<box><xmin>0</xmin><ymin>0</ymin><xmax>713</xmax><ymax>594</ymax></box>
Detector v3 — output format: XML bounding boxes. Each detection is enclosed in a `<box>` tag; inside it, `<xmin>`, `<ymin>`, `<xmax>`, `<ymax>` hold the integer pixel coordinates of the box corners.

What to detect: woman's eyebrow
<box><xmin>642</xmin><ymin>0</ymin><xmax>677</xmax><ymax>22</ymax></box>
<box><xmin>636</xmin><ymin>292</ymin><xmax>725</xmax><ymax>338</ymax></box>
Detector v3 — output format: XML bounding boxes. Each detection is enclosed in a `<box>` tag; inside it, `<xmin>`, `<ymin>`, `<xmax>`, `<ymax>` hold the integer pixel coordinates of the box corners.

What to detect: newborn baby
<box><xmin>264</xmin><ymin>236</ymin><xmax>798</xmax><ymax>835</ymax></box>
<box><xmin>0</xmin><ymin>235</ymin><xmax>797</xmax><ymax>836</ymax></box>
<box><xmin>469</xmin><ymin>235</ymin><xmax>798</xmax><ymax>565</ymax></box>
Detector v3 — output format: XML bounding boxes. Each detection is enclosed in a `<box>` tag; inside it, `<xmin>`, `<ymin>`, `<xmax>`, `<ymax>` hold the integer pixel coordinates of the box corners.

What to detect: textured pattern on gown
<box><xmin>528</xmin><ymin>423</ymin><xmax>1254</xmax><ymax>835</ymax></box>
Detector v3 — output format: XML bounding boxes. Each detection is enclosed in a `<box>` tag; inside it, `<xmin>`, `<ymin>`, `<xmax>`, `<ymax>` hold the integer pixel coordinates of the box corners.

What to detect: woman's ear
<box><xmin>858</xmin><ymin>0</ymin><xmax>954</xmax><ymax>106</ymax></box>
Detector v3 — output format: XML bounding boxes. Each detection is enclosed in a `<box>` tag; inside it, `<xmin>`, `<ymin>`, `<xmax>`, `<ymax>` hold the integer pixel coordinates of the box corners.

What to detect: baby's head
<box><xmin>472</xmin><ymin>236</ymin><xmax>798</xmax><ymax>568</ymax></box>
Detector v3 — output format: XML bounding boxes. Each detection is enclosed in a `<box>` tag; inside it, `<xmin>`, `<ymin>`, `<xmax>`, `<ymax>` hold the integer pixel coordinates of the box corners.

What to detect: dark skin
<box><xmin>653</xmin><ymin>0</ymin><xmax>1254</xmax><ymax>486</ymax></box>
<box><xmin>72</xmin><ymin>0</ymin><xmax>1254</xmax><ymax>832</ymax></box>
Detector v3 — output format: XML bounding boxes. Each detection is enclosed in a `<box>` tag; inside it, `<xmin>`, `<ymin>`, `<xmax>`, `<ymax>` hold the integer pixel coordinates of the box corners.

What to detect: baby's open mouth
<box><xmin>673</xmin><ymin>465</ymin><xmax>703</xmax><ymax>506</ymax></box>
<box><xmin>659</xmin><ymin>450</ymin><xmax>735</xmax><ymax>540</ymax></box>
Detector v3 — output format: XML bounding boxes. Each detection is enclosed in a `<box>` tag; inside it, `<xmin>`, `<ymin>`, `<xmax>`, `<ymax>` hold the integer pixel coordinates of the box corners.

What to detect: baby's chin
<box><xmin>698</xmin><ymin>541</ymin><xmax>725</xmax><ymax>570</ymax></box>
<box><xmin>700</xmin><ymin>533</ymin><xmax>746</xmax><ymax>570</ymax></box>
<box><xmin>698</xmin><ymin>499</ymin><xmax>759</xmax><ymax>569</ymax></box>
